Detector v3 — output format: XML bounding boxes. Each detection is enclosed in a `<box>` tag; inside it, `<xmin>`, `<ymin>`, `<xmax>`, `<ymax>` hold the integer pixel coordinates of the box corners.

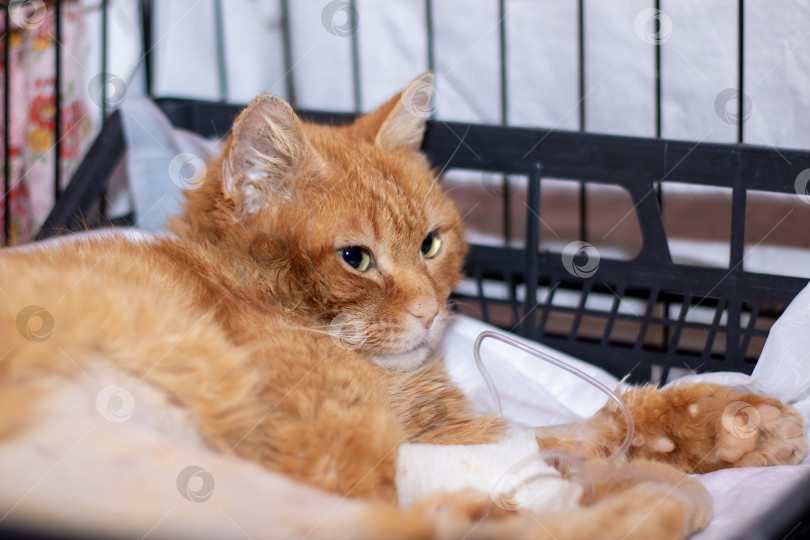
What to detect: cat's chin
<box><xmin>370</xmin><ymin>346</ymin><xmax>434</xmax><ymax>372</ymax></box>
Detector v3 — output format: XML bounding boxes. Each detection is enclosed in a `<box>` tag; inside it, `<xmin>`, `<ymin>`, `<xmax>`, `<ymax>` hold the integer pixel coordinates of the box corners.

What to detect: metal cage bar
<box><xmin>349</xmin><ymin>0</ymin><xmax>361</xmax><ymax>112</ymax></box>
<box><xmin>53</xmin><ymin>0</ymin><xmax>61</xmax><ymax>204</ymax></box>
<box><xmin>280</xmin><ymin>0</ymin><xmax>296</xmax><ymax>107</ymax></box>
<box><xmin>213</xmin><ymin>0</ymin><xmax>228</xmax><ymax>102</ymax></box>
<box><xmin>2</xmin><ymin>4</ymin><xmax>10</xmax><ymax>245</ymax></box>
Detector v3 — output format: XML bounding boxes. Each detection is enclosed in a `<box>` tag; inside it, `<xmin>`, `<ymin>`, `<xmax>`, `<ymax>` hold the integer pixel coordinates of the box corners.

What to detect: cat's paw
<box><xmin>582</xmin><ymin>459</ymin><xmax>713</xmax><ymax>535</ymax></box>
<box><xmin>715</xmin><ymin>395</ymin><xmax>807</xmax><ymax>468</ymax></box>
<box><xmin>635</xmin><ymin>383</ymin><xmax>808</xmax><ymax>472</ymax></box>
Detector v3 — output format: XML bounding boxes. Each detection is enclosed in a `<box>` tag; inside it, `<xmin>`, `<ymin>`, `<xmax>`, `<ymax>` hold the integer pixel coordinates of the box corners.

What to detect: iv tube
<box><xmin>473</xmin><ymin>330</ymin><xmax>634</xmax><ymax>461</ymax></box>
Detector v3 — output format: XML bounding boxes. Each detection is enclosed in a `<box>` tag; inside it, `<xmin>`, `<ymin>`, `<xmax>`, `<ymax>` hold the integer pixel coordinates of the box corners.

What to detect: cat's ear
<box><xmin>361</xmin><ymin>72</ymin><xmax>435</xmax><ymax>153</ymax></box>
<box><xmin>222</xmin><ymin>93</ymin><xmax>322</xmax><ymax>213</ymax></box>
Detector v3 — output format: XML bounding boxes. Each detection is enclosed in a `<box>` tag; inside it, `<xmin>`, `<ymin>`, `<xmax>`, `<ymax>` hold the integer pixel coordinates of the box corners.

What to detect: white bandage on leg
<box><xmin>396</xmin><ymin>428</ymin><xmax>583</xmax><ymax>513</ymax></box>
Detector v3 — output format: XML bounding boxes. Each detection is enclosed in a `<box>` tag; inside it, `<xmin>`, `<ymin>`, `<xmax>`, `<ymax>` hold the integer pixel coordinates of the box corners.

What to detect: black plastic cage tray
<box><xmin>32</xmin><ymin>97</ymin><xmax>810</xmax><ymax>540</ymax></box>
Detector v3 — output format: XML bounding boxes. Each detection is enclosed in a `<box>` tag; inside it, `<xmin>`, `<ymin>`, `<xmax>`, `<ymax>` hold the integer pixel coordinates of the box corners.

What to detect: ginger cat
<box><xmin>0</xmin><ymin>73</ymin><xmax>806</xmax><ymax>539</ymax></box>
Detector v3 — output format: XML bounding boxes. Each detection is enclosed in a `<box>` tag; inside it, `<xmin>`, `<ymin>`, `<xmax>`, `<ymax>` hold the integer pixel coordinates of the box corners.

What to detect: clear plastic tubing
<box><xmin>473</xmin><ymin>330</ymin><xmax>634</xmax><ymax>461</ymax></box>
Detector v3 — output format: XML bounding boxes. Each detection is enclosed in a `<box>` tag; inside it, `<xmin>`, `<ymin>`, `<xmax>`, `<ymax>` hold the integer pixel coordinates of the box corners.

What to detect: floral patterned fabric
<box><xmin>1</xmin><ymin>1</ymin><xmax>94</xmax><ymax>245</ymax></box>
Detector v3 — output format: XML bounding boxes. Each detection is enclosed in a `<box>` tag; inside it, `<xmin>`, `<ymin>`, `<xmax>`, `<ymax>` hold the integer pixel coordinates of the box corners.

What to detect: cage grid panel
<box><xmin>424</xmin><ymin>119</ymin><xmax>810</xmax><ymax>384</ymax></box>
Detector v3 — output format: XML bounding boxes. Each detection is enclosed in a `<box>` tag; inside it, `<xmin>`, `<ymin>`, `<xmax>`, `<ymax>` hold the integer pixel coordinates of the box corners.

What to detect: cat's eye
<box><xmin>421</xmin><ymin>231</ymin><xmax>442</xmax><ymax>259</ymax></box>
<box><xmin>339</xmin><ymin>246</ymin><xmax>372</xmax><ymax>272</ymax></box>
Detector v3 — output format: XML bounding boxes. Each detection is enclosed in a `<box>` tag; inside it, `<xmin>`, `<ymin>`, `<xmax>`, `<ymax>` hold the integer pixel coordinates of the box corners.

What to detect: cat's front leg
<box><xmin>393</xmin><ymin>360</ymin><xmax>509</xmax><ymax>445</ymax></box>
<box><xmin>568</xmin><ymin>458</ymin><xmax>713</xmax><ymax>539</ymax></box>
<box><xmin>537</xmin><ymin>382</ymin><xmax>807</xmax><ymax>473</ymax></box>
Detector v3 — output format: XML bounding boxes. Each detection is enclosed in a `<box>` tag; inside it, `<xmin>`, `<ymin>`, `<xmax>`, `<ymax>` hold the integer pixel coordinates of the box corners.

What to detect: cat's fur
<box><xmin>0</xmin><ymin>73</ymin><xmax>806</xmax><ymax>539</ymax></box>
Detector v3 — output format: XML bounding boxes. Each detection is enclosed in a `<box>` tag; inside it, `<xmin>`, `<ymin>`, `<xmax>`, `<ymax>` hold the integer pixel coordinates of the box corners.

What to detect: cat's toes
<box><xmin>719</xmin><ymin>398</ymin><xmax>807</xmax><ymax>468</ymax></box>
<box><xmin>624</xmin><ymin>383</ymin><xmax>806</xmax><ymax>472</ymax></box>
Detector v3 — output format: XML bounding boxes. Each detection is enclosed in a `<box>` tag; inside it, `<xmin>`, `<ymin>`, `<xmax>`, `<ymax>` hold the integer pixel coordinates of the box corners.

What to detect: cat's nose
<box><xmin>406</xmin><ymin>297</ymin><xmax>440</xmax><ymax>329</ymax></box>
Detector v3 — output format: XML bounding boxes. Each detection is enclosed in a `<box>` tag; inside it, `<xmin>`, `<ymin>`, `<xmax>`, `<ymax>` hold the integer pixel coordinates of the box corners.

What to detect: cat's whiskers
<box><xmin>319</xmin><ymin>320</ymin><xmax>416</xmax><ymax>353</ymax></box>
<box><xmin>271</xmin><ymin>320</ymin><xmax>372</xmax><ymax>349</ymax></box>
